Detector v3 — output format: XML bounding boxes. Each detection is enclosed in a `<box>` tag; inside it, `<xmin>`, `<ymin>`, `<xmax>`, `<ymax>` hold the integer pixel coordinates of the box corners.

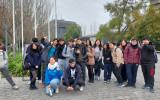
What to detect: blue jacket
<box><xmin>45</xmin><ymin>63</ymin><xmax>63</xmax><ymax>86</ymax></box>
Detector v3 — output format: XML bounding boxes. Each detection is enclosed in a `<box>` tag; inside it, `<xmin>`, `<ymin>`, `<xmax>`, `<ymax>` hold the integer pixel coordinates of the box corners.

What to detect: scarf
<box><xmin>131</xmin><ymin>43</ymin><xmax>138</xmax><ymax>49</ymax></box>
<box><xmin>48</xmin><ymin>62</ymin><xmax>58</xmax><ymax>70</ymax></box>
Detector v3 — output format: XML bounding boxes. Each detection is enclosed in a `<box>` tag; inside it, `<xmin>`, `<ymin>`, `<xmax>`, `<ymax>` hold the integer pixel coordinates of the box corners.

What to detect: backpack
<box><xmin>154</xmin><ymin>51</ymin><xmax>158</xmax><ymax>63</ymax></box>
<box><xmin>22</xmin><ymin>54</ymin><xmax>31</xmax><ymax>70</ymax></box>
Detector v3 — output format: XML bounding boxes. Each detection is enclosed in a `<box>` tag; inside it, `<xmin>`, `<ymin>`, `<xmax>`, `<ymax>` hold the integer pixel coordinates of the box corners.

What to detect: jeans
<box><xmin>58</xmin><ymin>59</ymin><xmax>66</xmax><ymax>77</ymax></box>
<box><xmin>104</xmin><ymin>63</ymin><xmax>113</xmax><ymax>81</ymax></box>
<box><xmin>0</xmin><ymin>67</ymin><xmax>16</xmax><ymax>87</ymax></box>
<box><xmin>126</xmin><ymin>63</ymin><xmax>138</xmax><ymax>85</ymax></box>
<box><xmin>46</xmin><ymin>78</ymin><xmax>60</xmax><ymax>95</ymax></box>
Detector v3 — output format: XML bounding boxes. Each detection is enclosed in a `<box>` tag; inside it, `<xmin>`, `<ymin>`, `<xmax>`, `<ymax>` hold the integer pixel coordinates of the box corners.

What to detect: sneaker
<box><xmin>55</xmin><ymin>87</ymin><xmax>59</xmax><ymax>94</ymax></box>
<box><xmin>150</xmin><ymin>88</ymin><xmax>154</xmax><ymax>93</ymax></box>
<box><xmin>132</xmin><ymin>84</ymin><xmax>136</xmax><ymax>88</ymax></box>
<box><xmin>142</xmin><ymin>84</ymin><xmax>150</xmax><ymax>89</ymax></box>
<box><xmin>94</xmin><ymin>75</ymin><xmax>97</xmax><ymax>80</ymax></box>
<box><xmin>41</xmin><ymin>84</ymin><xmax>45</xmax><ymax>88</ymax></box>
<box><xmin>38</xmin><ymin>80</ymin><xmax>42</xmax><ymax>84</ymax></box>
<box><xmin>117</xmin><ymin>83</ymin><xmax>125</xmax><ymax>87</ymax></box>
<box><xmin>12</xmin><ymin>85</ymin><xmax>19</xmax><ymax>90</ymax></box>
<box><xmin>27</xmin><ymin>81</ymin><xmax>31</xmax><ymax>85</ymax></box>
<box><xmin>33</xmin><ymin>85</ymin><xmax>38</xmax><ymax>90</ymax></box>
<box><xmin>107</xmin><ymin>80</ymin><xmax>111</xmax><ymax>84</ymax></box>
<box><xmin>104</xmin><ymin>81</ymin><xmax>107</xmax><ymax>83</ymax></box>
<box><xmin>79</xmin><ymin>86</ymin><xmax>83</xmax><ymax>92</ymax></box>
<box><xmin>124</xmin><ymin>84</ymin><xmax>132</xmax><ymax>87</ymax></box>
<box><xmin>97</xmin><ymin>76</ymin><xmax>100</xmax><ymax>81</ymax></box>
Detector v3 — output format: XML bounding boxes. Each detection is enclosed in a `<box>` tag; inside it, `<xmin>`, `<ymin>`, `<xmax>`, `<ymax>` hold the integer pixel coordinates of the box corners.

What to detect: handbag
<box><xmin>22</xmin><ymin>55</ymin><xmax>31</xmax><ymax>70</ymax></box>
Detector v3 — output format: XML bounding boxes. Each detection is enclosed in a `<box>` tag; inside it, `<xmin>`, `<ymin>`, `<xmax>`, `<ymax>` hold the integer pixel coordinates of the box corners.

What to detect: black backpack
<box><xmin>22</xmin><ymin>55</ymin><xmax>31</xmax><ymax>70</ymax></box>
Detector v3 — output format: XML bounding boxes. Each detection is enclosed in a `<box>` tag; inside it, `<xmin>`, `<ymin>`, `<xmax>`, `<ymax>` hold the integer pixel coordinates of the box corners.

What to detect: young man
<box><xmin>62</xmin><ymin>39</ymin><xmax>75</xmax><ymax>76</ymax></box>
<box><xmin>0</xmin><ymin>49</ymin><xmax>19</xmax><ymax>90</ymax></box>
<box><xmin>27</xmin><ymin>38</ymin><xmax>43</xmax><ymax>84</ymax></box>
<box><xmin>41</xmin><ymin>36</ymin><xmax>58</xmax><ymax>88</ymax></box>
<box><xmin>109</xmin><ymin>42</ymin><xmax>125</xmax><ymax>87</ymax></box>
<box><xmin>55</xmin><ymin>39</ymin><xmax>66</xmax><ymax>72</ymax></box>
<box><xmin>74</xmin><ymin>38</ymin><xmax>88</xmax><ymax>83</ymax></box>
<box><xmin>141</xmin><ymin>37</ymin><xmax>156</xmax><ymax>93</ymax></box>
<box><xmin>63</xmin><ymin>58</ymin><xmax>84</xmax><ymax>91</ymax></box>
<box><xmin>124</xmin><ymin>38</ymin><xmax>141</xmax><ymax>88</ymax></box>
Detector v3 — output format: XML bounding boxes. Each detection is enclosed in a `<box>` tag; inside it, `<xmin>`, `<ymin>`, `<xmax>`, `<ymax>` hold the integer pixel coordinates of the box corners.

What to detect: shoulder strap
<box><xmin>115</xmin><ymin>48</ymin><xmax>117</xmax><ymax>53</ymax></box>
<box><xmin>65</xmin><ymin>45</ymin><xmax>68</xmax><ymax>54</ymax></box>
<box><xmin>128</xmin><ymin>45</ymin><xmax>131</xmax><ymax>54</ymax></box>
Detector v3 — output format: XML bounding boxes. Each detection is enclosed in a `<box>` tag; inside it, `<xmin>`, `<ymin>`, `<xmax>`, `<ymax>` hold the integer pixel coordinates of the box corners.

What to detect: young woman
<box><xmin>86</xmin><ymin>39</ymin><xmax>95</xmax><ymax>83</ymax></box>
<box><xmin>45</xmin><ymin>57</ymin><xmax>63</xmax><ymax>96</ymax></box>
<box><xmin>27</xmin><ymin>43</ymin><xmax>41</xmax><ymax>90</ymax></box>
<box><xmin>103</xmin><ymin>43</ymin><xmax>113</xmax><ymax>84</ymax></box>
<box><xmin>93</xmin><ymin>40</ymin><xmax>103</xmax><ymax>80</ymax></box>
<box><xmin>120</xmin><ymin>39</ymin><xmax>128</xmax><ymax>82</ymax></box>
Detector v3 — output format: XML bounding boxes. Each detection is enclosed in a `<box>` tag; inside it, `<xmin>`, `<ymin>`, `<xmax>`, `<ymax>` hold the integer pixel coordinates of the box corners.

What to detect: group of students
<box><xmin>0</xmin><ymin>36</ymin><xmax>157</xmax><ymax>96</ymax></box>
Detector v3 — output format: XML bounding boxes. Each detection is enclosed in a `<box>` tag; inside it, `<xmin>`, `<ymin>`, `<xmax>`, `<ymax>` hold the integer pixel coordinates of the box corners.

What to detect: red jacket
<box><xmin>124</xmin><ymin>44</ymin><xmax>141</xmax><ymax>65</ymax></box>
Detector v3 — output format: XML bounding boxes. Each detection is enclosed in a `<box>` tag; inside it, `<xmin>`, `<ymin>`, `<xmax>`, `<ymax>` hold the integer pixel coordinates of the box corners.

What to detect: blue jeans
<box><xmin>46</xmin><ymin>78</ymin><xmax>60</xmax><ymax>95</ymax></box>
<box><xmin>126</xmin><ymin>63</ymin><xmax>138</xmax><ymax>85</ymax></box>
<box><xmin>104</xmin><ymin>63</ymin><xmax>113</xmax><ymax>81</ymax></box>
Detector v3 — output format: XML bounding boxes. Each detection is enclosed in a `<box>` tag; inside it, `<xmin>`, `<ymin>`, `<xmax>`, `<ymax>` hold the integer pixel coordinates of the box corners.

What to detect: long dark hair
<box><xmin>86</xmin><ymin>39</ymin><xmax>92</xmax><ymax>47</ymax></box>
<box><xmin>103</xmin><ymin>43</ymin><xmax>110</xmax><ymax>53</ymax></box>
<box><xmin>93</xmin><ymin>39</ymin><xmax>102</xmax><ymax>51</ymax></box>
<box><xmin>30</xmin><ymin>43</ymin><xmax>38</xmax><ymax>56</ymax></box>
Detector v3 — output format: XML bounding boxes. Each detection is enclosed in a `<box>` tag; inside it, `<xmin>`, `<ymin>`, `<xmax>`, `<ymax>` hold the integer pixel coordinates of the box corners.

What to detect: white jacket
<box><xmin>0</xmin><ymin>50</ymin><xmax>8</xmax><ymax>68</ymax></box>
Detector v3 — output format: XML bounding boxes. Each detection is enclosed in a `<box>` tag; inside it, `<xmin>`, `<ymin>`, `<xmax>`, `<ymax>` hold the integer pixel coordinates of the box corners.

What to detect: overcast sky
<box><xmin>56</xmin><ymin>0</ymin><xmax>112</xmax><ymax>36</ymax></box>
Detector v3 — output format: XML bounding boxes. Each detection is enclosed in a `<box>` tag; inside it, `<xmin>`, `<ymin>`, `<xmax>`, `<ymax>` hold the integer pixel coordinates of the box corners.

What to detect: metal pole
<box><xmin>55</xmin><ymin>0</ymin><xmax>57</xmax><ymax>38</ymax></box>
<box><xmin>35</xmin><ymin>0</ymin><xmax>37</xmax><ymax>38</ymax></box>
<box><xmin>18</xmin><ymin>20</ymin><xmax>21</xmax><ymax>53</ymax></box>
<box><xmin>12</xmin><ymin>0</ymin><xmax>16</xmax><ymax>58</ymax></box>
<box><xmin>5</xmin><ymin>24</ymin><xmax>8</xmax><ymax>69</ymax></box>
<box><xmin>48</xmin><ymin>0</ymin><xmax>50</xmax><ymax>41</ymax></box>
<box><xmin>21</xmin><ymin>0</ymin><xmax>24</xmax><ymax>56</ymax></box>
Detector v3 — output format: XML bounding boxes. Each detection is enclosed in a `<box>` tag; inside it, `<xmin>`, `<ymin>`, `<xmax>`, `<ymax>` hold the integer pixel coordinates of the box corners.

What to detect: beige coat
<box><xmin>111</xmin><ymin>46</ymin><xmax>124</xmax><ymax>67</ymax></box>
<box><xmin>86</xmin><ymin>46</ymin><xmax>95</xmax><ymax>65</ymax></box>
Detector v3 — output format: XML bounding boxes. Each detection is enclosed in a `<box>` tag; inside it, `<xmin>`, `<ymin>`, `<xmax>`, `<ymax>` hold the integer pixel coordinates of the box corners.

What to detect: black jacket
<box><xmin>64</xmin><ymin>64</ymin><xmax>82</xmax><ymax>88</ymax></box>
<box><xmin>74</xmin><ymin>43</ymin><xmax>88</xmax><ymax>62</ymax></box>
<box><xmin>103</xmin><ymin>49</ymin><xmax>112</xmax><ymax>64</ymax></box>
<box><xmin>141</xmin><ymin>44</ymin><xmax>155</xmax><ymax>64</ymax></box>
<box><xmin>55</xmin><ymin>43</ymin><xmax>66</xmax><ymax>60</ymax></box>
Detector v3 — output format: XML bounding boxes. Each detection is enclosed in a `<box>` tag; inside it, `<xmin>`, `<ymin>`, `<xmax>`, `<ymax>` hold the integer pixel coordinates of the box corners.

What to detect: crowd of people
<box><xmin>0</xmin><ymin>36</ymin><xmax>158</xmax><ymax>97</ymax></box>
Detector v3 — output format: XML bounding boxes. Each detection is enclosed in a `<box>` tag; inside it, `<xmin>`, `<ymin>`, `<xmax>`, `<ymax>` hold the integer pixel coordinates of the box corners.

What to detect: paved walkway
<box><xmin>0</xmin><ymin>54</ymin><xmax>160</xmax><ymax>100</ymax></box>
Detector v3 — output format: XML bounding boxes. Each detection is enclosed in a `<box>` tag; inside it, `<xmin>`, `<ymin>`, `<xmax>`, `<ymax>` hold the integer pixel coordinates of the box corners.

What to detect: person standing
<box><xmin>0</xmin><ymin>49</ymin><xmax>19</xmax><ymax>90</ymax></box>
<box><xmin>86</xmin><ymin>39</ymin><xmax>95</xmax><ymax>83</ymax></box>
<box><xmin>93</xmin><ymin>40</ymin><xmax>103</xmax><ymax>80</ymax></box>
<box><xmin>41</xmin><ymin>37</ymin><xmax>58</xmax><ymax>88</ymax></box>
<box><xmin>55</xmin><ymin>39</ymin><xmax>66</xmax><ymax>71</ymax></box>
<box><xmin>62</xmin><ymin>39</ymin><xmax>75</xmax><ymax>76</ymax></box>
<box><xmin>27</xmin><ymin>43</ymin><xmax>41</xmax><ymax>90</ymax></box>
<box><xmin>74</xmin><ymin>38</ymin><xmax>88</xmax><ymax>84</ymax></box>
<box><xmin>141</xmin><ymin>37</ymin><xmax>156</xmax><ymax>93</ymax></box>
<box><xmin>124</xmin><ymin>38</ymin><xmax>141</xmax><ymax>88</ymax></box>
<box><xmin>103</xmin><ymin>43</ymin><xmax>113</xmax><ymax>84</ymax></box>
<box><xmin>109</xmin><ymin>42</ymin><xmax>125</xmax><ymax>87</ymax></box>
<box><xmin>120</xmin><ymin>39</ymin><xmax>128</xmax><ymax>82</ymax></box>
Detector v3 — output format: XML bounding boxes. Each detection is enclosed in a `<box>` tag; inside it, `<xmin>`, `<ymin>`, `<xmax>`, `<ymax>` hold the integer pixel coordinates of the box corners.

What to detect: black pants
<box><xmin>121</xmin><ymin>64</ymin><xmax>127</xmax><ymax>82</ymax></box>
<box><xmin>42</xmin><ymin>60</ymin><xmax>49</xmax><ymax>83</ymax></box>
<box><xmin>37</xmin><ymin>64</ymin><xmax>41</xmax><ymax>80</ymax></box>
<box><xmin>62</xmin><ymin>78</ymin><xmax>84</xmax><ymax>87</ymax></box>
<box><xmin>77</xmin><ymin>62</ymin><xmax>86</xmax><ymax>81</ymax></box>
<box><xmin>94</xmin><ymin>60</ymin><xmax>103</xmax><ymax>76</ymax></box>
<box><xmin>141</xmin><ymin>63</ymin><xmax>155</xmax><ymax>88</ymax></box>
<box><xmin>112</xmin><ymin>63</ymin><xmax>123</xmax><ymax>83</ymax></box>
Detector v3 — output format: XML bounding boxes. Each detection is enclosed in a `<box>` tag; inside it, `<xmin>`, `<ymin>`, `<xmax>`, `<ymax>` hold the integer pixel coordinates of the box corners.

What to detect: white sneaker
<box><xmin>55</xmin><ymin>87</ymin><xmax>59</xmax><ymax>94</ymax></box>
<box><xmin>38</xmin><ymin>80</ymin><xmax>42</xmax><ymax>84</ymax></box>
<box><xmin>79</xmin><ymin>86</ymin><xmax>83</xmax><ymax>92</ymax></box>
<box><xmin>12</xmin><ymin>85</ymin><xmax>19</xmax><ymax>90</ymax></box>
<box><xmin>27</xmin><ymin>81</ymin><xmax>30</xmax><ymax>85</ymax></box>
<box><xmin>97</xmin><ymin>76</ymin><xmax>100</xmax><ymax>81</ymax></box>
